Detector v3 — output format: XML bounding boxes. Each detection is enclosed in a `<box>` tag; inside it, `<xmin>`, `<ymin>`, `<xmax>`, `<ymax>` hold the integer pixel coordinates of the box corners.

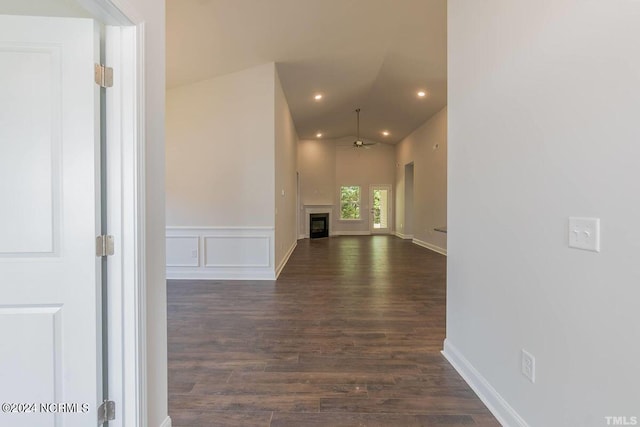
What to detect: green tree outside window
<box><xmin>340</xmin><ymin>186</ymin><xmax>360</xmax><ymax>219</ymax></box>
<box><xmin>373</xmin><ymin>189</ymin><xmax>381</xmax><ymax>225</ymax></box>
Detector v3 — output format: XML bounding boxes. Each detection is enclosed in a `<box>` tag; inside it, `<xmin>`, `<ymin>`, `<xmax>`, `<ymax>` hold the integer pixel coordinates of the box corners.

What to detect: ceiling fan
<box><xmin>353</xmin><ymin>108</ymin><xmax>376</xmax><ymax>148</ymax></box>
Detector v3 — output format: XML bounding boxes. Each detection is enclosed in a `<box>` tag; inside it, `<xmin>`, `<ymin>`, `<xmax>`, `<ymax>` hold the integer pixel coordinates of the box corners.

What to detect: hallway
<box><xmin>168</xmin><ymin>236</ymin><xmax>498</xmax><ymax>426</ymax></box>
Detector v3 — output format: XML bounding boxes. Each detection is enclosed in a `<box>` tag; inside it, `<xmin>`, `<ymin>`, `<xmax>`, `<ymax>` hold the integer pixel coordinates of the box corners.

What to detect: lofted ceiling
<box><xmin>167</xmin><ymin>0</ymin><xmax>447</xmax><ymax>144</ymax></box>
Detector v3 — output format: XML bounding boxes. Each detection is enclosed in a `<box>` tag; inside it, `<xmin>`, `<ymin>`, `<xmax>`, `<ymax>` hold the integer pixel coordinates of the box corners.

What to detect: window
<box><xmin>340</xmin><ymin>186</ymin><xmax>360</xmax><ymax>220</ymax></box>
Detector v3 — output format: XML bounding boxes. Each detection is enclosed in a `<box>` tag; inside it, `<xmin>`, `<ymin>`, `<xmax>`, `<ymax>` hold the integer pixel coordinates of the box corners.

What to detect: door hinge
<box><xmin>96</xmin><ymin>235</ymin><xmax>115</xmax><ymax>257</ymax></box>
<box><xmin>97</xmin><ymin>400</ymin><xmax>115</xmax><ymax>424</ymax></box>
<box><xmin>94</xmin><ymin>63</ymin><xmax>113</xmax><ymax>88</ymax></box>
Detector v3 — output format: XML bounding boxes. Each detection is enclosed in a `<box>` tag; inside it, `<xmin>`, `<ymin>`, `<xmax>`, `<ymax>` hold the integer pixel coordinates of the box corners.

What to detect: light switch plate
<box><xmin>568</xmin><ymin>217</ymin><xmax>600</xmax><ymax>252</ymax></box>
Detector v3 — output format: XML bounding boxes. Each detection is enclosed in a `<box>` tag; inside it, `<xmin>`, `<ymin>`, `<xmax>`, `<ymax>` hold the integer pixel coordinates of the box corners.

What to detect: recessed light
<box><xmin>316</xmin><ymin>133</ymin><xmax>323</xmax><ymax>138</ymax></box>
<box><xmin>417</xmin><ymin>91</ymin><xmax>426</xmax><ymax>98</ymax></box>
<box><xmin>314</xmin><ymin>94</ymin><xmax>323</xmax><ymax>100</ymax></box>
<box><xmin>382</xmin><ymin>131</ymin><xmax>390</xmax><ymax>136</ymax></box>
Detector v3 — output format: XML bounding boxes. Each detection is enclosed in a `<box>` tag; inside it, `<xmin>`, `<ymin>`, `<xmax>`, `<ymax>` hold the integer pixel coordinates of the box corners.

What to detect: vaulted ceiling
<box><xmin>169</xmin><ymin>0</ymin><xmax>447</xmax><ymax>144</ymax></box>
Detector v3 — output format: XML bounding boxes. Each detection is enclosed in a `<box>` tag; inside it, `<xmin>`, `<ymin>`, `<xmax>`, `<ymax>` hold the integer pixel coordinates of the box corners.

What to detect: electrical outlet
<box><xmin>521</xmin><ymin>349</ymin><xmax>535</xmax><ymax>383</ymax></box>
<box><xmin>568</xmin><ymin>217</ymin><xmax>600</xmax><ymax>252</ymax></box>
<box><xmin>191</xmin><ymin>250</ymin><xmax>197</xmax><ymax>258</ymax></box>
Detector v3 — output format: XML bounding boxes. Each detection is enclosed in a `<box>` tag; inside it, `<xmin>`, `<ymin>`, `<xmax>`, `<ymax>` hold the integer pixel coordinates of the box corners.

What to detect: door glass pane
<box><xmin>373</xmin><ymin>189</ymin><xmax>388</xmax><ymax>229</ymax></box>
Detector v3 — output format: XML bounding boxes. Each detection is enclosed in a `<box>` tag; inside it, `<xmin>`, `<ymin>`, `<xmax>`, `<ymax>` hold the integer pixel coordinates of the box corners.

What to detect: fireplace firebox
<box><xmin>309</xmin><ymin>213</ymin><xmax>329</xmax><ymax>239</ymax></box>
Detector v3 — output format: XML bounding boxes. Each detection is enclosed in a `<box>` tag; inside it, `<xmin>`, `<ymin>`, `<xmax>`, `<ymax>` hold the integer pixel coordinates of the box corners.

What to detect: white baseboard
<box><xmin>159</xmin><ymin>415</ymin><xmax>172</xmax><ymax>427</ymax></box>
<box><xmin>298</xmin><ymin>234</ymin><xmax>305</xmax><ymax>240</ymax></box>
<box><xmin>394</xmin><ymin>231</ymin><xmax>414</xmax><ymax>240</ymax></box>
<box><xmin>332</xmin><ymin>231</ymin><xmax>371</xmax><ymax>236</ymax></box>
<box><xmin>275</xmin><ymin>240</ymin><xmax>297</xmax><ymax>278</ymax></box>
<box><xmin>166</xmin><ymin>269</ymin><xmax>275</xmax><ymax>280</ymax></box>
<box><xmin>412</xmin><ymin>237</ymin><xmax>447</xmax><ymax>256</ymax></box>
<box><xmin>442</xmin><ymin>339</ymin><xmax>528</xmax><ymax>427</ymax></box>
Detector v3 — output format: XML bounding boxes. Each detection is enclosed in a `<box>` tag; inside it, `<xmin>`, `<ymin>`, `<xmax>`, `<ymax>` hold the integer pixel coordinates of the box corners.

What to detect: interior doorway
<box><xmin>0</xmin><ymin>1</ymin><xmax>145</xmax><ymax>425</ymax></box>
<box><xmin>404</xmin><ymin>163</ymin><xmax>415</xmax><ymax>238</ymax></box>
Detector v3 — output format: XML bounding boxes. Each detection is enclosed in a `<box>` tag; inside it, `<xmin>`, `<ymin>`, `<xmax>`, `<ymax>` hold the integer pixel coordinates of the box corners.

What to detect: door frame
<box><xmin>369</xmin><ymin>184</ymin><xmax>392</xmax><ymax>234</ymax></box>
<box><xmin>79</xmin><ymin>1</ymin><xmax>147</xmax><ymax>425</ymax></box>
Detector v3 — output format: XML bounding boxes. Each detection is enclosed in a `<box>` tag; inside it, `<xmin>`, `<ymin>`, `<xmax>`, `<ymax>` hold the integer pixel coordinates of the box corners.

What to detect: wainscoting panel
<box><xmin>204</xmin><ymin>235</ymin><xmax>270</xmax><ymax>268</ymax></box>
<box><xmin>166</xmin><ymin>236</ymin><xmax>199</xmax><ymax>267</ymax></box>
<box><xmin>166</xmin><ymin>227</ymin><xmax>276</xmax><ymax>280</ymax></box>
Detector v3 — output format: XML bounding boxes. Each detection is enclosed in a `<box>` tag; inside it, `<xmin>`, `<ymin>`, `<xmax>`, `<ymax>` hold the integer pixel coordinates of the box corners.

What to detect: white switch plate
<box><xmin>568</xmin><ymin>217</ymin><xmax>600</xmax><ymax>252</ymax></box>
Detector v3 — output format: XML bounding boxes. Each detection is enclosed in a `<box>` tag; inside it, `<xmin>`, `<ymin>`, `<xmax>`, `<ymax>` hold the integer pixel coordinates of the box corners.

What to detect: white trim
<box><xmin>332</xmin><ymin>231</ymin><xmax>372</xmax><ymax>236</ymax></box>
<box><xmin>158</xmin><ymin>415</ymin><xmax>172</xmax><ymax>427</ymax></box>
<box><xmin>275</xmin><ymin>240</ymin><xmax>297</xmax><ymax>278</ymax></box>
<box><xmin>167</xmin><ymin>269</ymin><xmax>275</xmax><ymax>281</ymax></box>
<box><xmin>394</xmin><ymin>232</ymin><xmax>414</xmax><ymax>240</ymax></box>
<box><xmin>166</xmin><ymin>226</ymin><xmax>274</xmax><ymax>230</ymax></box>
<box><xmin>77</xmin><ymin>0</ymin><xmax>138</xmax><ymax>25</ymax></box>
<box><xmin>79</xmin><ymin>1</ymin><xmax>147</xmax><ymax>425</ymax></box>
<box><xmin>298</xmin><ymin>234</ymin><xmax>306</xmax><ymax>240</ymax></box>
<box><xmin>412</xmin><ymin>238</ymin><xmax>447</xmax><ymax>256</ymax></box>
<box><xmin>166</xmin><ymin>227</ymin><xmax>276</xmax><ymax>280</ymax></box>
<box><xmin>442</xmin><ymin>339</ymin><xmax>529</xmax><ymax>427</ymax></box>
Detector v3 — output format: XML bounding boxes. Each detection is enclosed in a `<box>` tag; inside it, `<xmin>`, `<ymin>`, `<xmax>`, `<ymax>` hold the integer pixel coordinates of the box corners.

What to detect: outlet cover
<box><xmin>521</xmin><ymin>349</ymin><xmax>536</xmax><ymax>383</ymax></box>
<box><xmin>569</xmin><ymin>217</ymin><xmax>600</xmax><ymax>252</ymax></box>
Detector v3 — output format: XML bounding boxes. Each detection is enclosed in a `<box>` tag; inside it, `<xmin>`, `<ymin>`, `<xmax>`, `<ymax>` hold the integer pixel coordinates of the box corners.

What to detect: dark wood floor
<box><xmin>168</xmin><ymin>236</ymin><xmax>499</xmax><ymax>427</ymax></box>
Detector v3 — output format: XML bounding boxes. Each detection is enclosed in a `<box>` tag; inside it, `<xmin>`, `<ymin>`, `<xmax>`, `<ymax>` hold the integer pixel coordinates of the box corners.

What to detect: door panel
<box><xmin>0</xmin><ymin>44</ymin><xmax>60</xmax><ymax>254</ymax></box>
<box><xmin>370</xmin><ymin>185</ymin><xmax>392</xmax><ymax>234</ymax></box>
<box><xmin>0</xmin><ymin>15</ymin><xmax>101</xmax><ymax>427</ymax></box>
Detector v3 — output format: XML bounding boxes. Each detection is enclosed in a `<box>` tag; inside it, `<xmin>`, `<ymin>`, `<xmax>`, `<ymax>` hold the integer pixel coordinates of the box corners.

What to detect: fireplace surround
<box><xmin>303</xmin><ymin>205</ymin><xmax>333</xmax><ymax>239</ymax></box>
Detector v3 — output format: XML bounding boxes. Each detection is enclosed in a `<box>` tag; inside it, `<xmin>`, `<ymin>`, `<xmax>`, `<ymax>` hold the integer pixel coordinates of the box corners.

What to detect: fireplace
<box><xmin>309</xmin><ymin>213</ymin><xmax>329</xmax><ymax>239</ymax></box>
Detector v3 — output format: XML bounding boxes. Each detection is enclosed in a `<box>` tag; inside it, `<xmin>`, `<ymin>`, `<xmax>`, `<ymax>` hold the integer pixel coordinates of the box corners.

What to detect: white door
<box><xmin>0</xmin><ymin>15</ymin><xmax>102</xmax><ymax>427</ymax></box>
<box><xmin>369</xmin><ymin>185</ymin><xmax>392</xmax><ymax>234</ymax></box>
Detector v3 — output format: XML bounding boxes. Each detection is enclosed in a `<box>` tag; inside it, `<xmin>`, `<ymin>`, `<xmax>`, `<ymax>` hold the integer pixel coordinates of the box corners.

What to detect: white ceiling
<box><xmin>167</xmin><ymin>0</ymin><xmax>447</xmax><ymax>144</ymax></box>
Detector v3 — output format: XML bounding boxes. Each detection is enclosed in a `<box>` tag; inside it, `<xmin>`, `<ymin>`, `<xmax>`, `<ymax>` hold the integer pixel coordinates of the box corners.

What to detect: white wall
<box><xmin>274</xmin><ymin>68</ymin><xmax>298</xmax><ymax>274</ymax></box>
<box><xmin>395</xmin><ymin>107</ymin><xmax>447</xmax><ymax>253</ymax></box>
<box><xmin>166</xmin><ymin>63</ymin><xmax>275</xmax><ymax>227</ymax></box>
<box><xmin>297</xmin><ymin>138</ymin><xmax>336</xmax><ymax>236</ymax></box>
<box><xmin>447</xmin><ymin>2</ymin><xmax>640</xmax><ymax>426</ymax></box>
<box><xmin>404</xmin><ymin>163</ymin><xmax>414</xmax><ymax>236</ymax></box>
<box><xmin>297</xmin><ymin>137</ymin><xmax>395</xmax><ymax>236</ymax></box>
<box><xmin>166</xmin><ymin>62</ymin><xmax>298</xmax><ymax>280</ymax></box>
<box><xmin>335</xmin><ymin>138</ymin><xmax>395</xmax><ymax>234</ymax></box>
<box><xmin>127</xmin><ymin>0</ymin><xmax>167</xmax><ymax>425</ymax></box>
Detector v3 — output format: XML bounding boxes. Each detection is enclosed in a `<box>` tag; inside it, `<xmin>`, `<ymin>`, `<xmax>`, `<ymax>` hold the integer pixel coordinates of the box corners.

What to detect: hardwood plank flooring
<box><xmin>168</xmin><ymin>236</ymin><xmax>499</xmax><ymax>426</ymax></box>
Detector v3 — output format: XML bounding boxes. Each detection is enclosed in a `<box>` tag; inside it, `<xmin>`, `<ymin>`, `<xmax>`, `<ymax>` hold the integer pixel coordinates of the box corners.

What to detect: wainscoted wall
<box><xmin>166</xmin><ymin>227</ymin><xmax>277</xmax><ymax>280</ymax></box>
